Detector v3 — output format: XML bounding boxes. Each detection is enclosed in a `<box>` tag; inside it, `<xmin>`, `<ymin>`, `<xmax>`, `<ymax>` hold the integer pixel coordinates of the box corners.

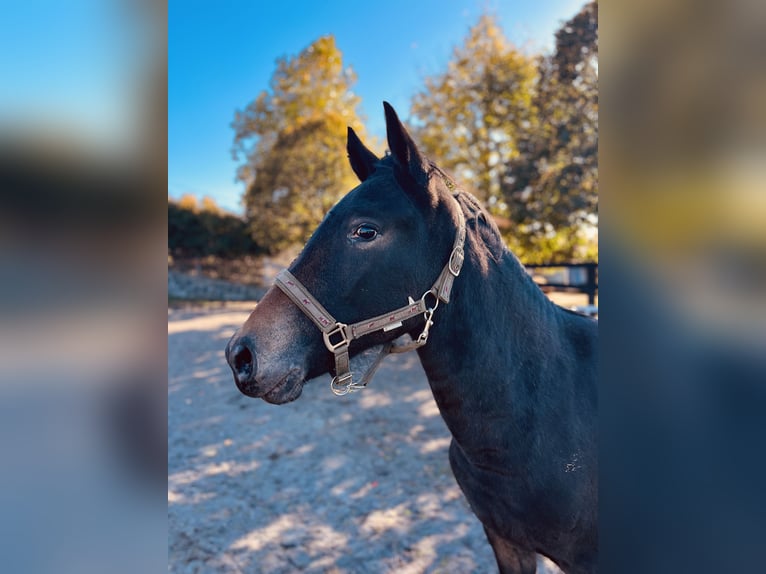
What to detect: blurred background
<box><xmin>1</xmin><ymin>0</ymin><xmax>764</xmax><ymax>571</ymax></box>
<box><xmin>0</xmin><ymin>0</ymin><xmax>166</xmax><ymax>572</ymax></box>
<box><xmin>600</xmin><ymin>0</ymin><xmax>766</xmax><ymax>571</ymax></box>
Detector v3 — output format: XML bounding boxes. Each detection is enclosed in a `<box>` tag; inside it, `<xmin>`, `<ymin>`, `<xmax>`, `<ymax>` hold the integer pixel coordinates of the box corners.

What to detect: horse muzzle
<box><xmin>225</xmin><ymin>334</ymin><xmax>306</xmax><ymax>404</ymax></box>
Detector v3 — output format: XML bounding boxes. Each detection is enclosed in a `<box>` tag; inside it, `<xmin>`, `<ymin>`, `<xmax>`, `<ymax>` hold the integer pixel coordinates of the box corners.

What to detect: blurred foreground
<box><xmin>0</xmin><ymin>0</ymin><xmax>166</xmax><ymax>572</ymax></box>
<box><xmin>600</xmin><ymin>0</ymin><xmax>766</xmax><ymax>571</ymax></box>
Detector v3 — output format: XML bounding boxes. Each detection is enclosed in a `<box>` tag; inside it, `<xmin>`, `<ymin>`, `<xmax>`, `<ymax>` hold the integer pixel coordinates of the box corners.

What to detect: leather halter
<box><xmin>275</xmin><ymin>202</ymin><xmax>466</xmax><ymax>396</ymax></box>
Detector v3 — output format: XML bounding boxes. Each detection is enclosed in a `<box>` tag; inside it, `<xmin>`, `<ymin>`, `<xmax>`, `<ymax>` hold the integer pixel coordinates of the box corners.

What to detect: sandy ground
<box><xmin>168</xmin><ymin>305</ymin><xmax>563</xmax><ymax>573</ymax></box>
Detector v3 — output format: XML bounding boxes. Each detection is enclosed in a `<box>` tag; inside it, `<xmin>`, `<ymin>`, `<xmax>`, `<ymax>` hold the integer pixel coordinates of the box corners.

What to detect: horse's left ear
<box><xmin>383</xmin><ymin>101</ymin><xmax>429</xmax><ymax>187</ymax></box>
<box><xmin>347</xmin><ymin>127</ymin><xmax>379</xmax><ymax>182</ymax></box>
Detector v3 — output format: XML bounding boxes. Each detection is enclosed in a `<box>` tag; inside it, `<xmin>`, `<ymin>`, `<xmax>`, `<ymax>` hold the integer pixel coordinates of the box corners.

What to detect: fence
<box><xmin>524</xmin><ymin>263</ymin><xmax>598</xmax><ymax>306</ymax></box>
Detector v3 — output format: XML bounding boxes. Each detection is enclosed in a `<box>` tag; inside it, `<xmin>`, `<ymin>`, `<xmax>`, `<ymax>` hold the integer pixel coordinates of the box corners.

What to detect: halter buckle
<box><xmin>323</xmin><ymin>323</ymin><xmax>350</xmax><ymax>352</ymax></box>
<box><xmin>448</xmin><ymin>246</ymin><xmax>464</xmax><ymax>277</ymax></box>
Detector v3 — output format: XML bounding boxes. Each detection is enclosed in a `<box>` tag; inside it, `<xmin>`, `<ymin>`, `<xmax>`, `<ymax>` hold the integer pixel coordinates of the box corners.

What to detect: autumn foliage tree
<box><xmin>232</xmin><ymin>36</ymin><xmax>371</xmax><ymax>253</ymax></box>
<box><xmin>412</xmin><ymin>15</ymin><xmax>538</xmax><ymax>210</ymax></box>
<box><xmin>503</xmin><ymin>1</ymin><xmax>598</xmax><ymax>262</ymax></box>
<box><xmin>411</xmin><ymin>6</ymin><xmax>598</xmax><ymax>263</ymax></box>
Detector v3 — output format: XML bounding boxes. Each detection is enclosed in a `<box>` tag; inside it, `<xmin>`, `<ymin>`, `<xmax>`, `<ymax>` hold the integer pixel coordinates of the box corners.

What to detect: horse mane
<box><xmin>422</xmin><ymin>161</ymin><xmax>571</xmax><ymax>319</ymax></box>
<box><xmin>424</xmin><ymin>161</ymin><xmax>508</xmax><ymax>266</ymax></box>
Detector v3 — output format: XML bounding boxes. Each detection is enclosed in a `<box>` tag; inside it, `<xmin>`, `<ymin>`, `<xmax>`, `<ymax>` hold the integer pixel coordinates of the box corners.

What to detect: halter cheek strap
<box><xmin>275</xmin><ymin>203</ymin><xmax>466</xmax><ymax>396</ymax></box>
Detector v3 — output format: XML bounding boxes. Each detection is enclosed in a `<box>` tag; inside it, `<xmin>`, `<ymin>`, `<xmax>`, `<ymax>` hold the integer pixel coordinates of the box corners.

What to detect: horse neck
<box><xmin>416</xmin><ymin>221</ymin><xmax>561</xmax><ymax>458</ymax></box>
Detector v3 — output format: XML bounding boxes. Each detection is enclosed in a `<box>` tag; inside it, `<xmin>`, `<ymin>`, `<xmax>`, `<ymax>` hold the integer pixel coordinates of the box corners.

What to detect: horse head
<box><xmin>226</xmin><ymin>103</ymin><xmax>464</xmax><ymax>403</ymax></box>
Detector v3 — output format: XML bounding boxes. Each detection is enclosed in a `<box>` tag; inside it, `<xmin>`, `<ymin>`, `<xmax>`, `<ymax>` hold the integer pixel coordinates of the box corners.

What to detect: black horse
<box><xmin>226</xmin><ymin>103</ymin><xmax>597</xmax><ymax>574</ymax></box>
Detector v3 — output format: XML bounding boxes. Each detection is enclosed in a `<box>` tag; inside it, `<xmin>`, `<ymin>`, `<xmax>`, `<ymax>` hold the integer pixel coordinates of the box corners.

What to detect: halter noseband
<box><xmin>275</xmin><ymin>202</ymin><xmax>466</xmax><ymax>396</ymax></box>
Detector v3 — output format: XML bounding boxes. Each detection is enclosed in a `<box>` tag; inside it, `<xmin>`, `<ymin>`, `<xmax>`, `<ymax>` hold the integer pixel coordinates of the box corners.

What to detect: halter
<box><xmin>275</xmin><ymin>203</ymin><xmax>466</xmax><ymax>396</ymax></box>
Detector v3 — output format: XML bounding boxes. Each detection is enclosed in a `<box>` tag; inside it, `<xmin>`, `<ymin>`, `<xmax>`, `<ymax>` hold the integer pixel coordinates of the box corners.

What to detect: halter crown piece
<box><xmin>275</xmin><ymin>199</ymin><xmax>466</xmax><ymax>396</ymax></box>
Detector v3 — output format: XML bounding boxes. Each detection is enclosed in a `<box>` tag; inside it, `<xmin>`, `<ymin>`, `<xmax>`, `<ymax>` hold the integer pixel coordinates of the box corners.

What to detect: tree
<box><xmin>177</xmin><ymin>193</ymin><xmax>199</xmax><ymax>212</ymax></box>
<box><xmin>411</xmin><ymin>15</ymin><xmax>538</xmax><ymax>209</ymax></box>
<box><xmin>168</xmin><ymin>196</ymin><xmax>260</xmax><ymax>258</ymax></box>
<box><xmin>200</xmin><ymin>196</ymin><xmax>222</xmax><ymax>214</ymax></box>
<box><xmin>502</xmin><ymin>1</ymin><xmax>598</xmax><ymax>263</ymax></box>
<box><xmin>232</xmin><ymin>36</ymin><xmax>371</xmax><ymax>253</ymax></box>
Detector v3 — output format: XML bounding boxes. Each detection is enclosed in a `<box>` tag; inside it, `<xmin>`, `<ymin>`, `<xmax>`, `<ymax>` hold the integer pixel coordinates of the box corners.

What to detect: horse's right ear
<box><xmin>383</xmin><ymin>101</ymin><xmax>429</xmax><ymax>186</ymax></box>
<box><xmin>347</xmin><ymin>127</ymin><xmax>379</xmax><ymax>182</ymax></box>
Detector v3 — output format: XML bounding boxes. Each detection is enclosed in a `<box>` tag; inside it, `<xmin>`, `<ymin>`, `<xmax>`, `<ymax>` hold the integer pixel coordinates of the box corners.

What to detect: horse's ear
<box><xmin>383</xmin><ymin>101</ymin><xmax>429</xmax><ymax>186</ymax></box>
<box><xmin>347</xmin><ymin>127</ymin><xmax>379</xmax><ymax>182</ymax></box>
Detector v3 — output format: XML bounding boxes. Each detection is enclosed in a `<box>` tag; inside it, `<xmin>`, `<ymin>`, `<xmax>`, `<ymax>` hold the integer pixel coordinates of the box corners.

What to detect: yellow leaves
<box><xmin>200</xmin><ymin>196</ymin><xmax>221</xmax><ymax>214</ymax></box>
<box><xmin>412</xmin><ymin>10</ymin><xmax>598</xmax><ymax>263</ymax></box>
<box><xmin>177</xmin><ymin>194</ymin><xmax>198</xmax><ymax>212</ymax></box>
<box><xmin>230</xmin><ymin>33</ymin><xmax>368</xmax><ymax>254</ymax></box>
<box><xmin>413</xmin><ymin>14</ymin><xmax>538</xmax><ymax>205</ymax></box>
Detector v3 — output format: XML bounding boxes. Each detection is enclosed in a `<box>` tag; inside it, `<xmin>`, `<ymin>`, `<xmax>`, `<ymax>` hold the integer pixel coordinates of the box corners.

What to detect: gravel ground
<box><xmin>169</xmin><ymin>304</ymin><xmax>560</xmax><ymax>573</ymax></box>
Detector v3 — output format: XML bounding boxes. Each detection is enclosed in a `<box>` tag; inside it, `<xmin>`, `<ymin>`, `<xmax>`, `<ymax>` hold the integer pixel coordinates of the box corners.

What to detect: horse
<box><xmin>226</xmin><ymin>102</ymin><xmax>598</xmax><ymax>573</ymax></box>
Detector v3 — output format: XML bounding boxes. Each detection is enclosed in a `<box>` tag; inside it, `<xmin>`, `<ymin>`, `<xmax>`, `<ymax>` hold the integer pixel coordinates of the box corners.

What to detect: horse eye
<box><xmin>353</xmin><ymin>224</ymin><xmax>378</xmax><ymax>241</ymax></box>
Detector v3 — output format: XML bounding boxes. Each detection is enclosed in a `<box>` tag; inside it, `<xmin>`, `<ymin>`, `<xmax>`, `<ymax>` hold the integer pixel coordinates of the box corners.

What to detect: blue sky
<box><xmin>0</xmin><ymin>0</ymin><xmax>146</xmax><ymax>151</ymax></box>
<box><xmin>169</xmin><ymin>0</ymin><xmax>587</xmax><ymax>214</ymax></box>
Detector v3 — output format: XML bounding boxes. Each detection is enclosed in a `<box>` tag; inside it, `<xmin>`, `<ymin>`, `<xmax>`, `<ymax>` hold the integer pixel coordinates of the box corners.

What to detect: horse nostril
<box><xmin>234</xmin><ymin>346</ymin><xmax>252</xmax><ymax>375</ymax></box>
<box><xmin>229</xmin><ymin>340</ymin><xmax>257</xmax><ymax>382</ymax></box>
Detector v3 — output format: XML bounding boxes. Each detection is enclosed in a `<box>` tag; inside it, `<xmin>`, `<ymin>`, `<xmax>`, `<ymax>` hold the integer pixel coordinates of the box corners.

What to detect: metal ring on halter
<box><xmin>330</xmin><ymin>372</ymin><xmax>354</xmax><ymax>395</ymax></box>
<box><xmin>420</xmin><ymin>289</ymin><xmax>440</xmax><ymax>313</ymax></box>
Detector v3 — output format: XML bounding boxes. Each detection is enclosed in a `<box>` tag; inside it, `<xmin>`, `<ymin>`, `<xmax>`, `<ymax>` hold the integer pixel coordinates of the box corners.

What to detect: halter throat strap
<box><xmin>275</xmin><ymin>201</ymin><xmax>466</xmax><ymax>396</ymax></box>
